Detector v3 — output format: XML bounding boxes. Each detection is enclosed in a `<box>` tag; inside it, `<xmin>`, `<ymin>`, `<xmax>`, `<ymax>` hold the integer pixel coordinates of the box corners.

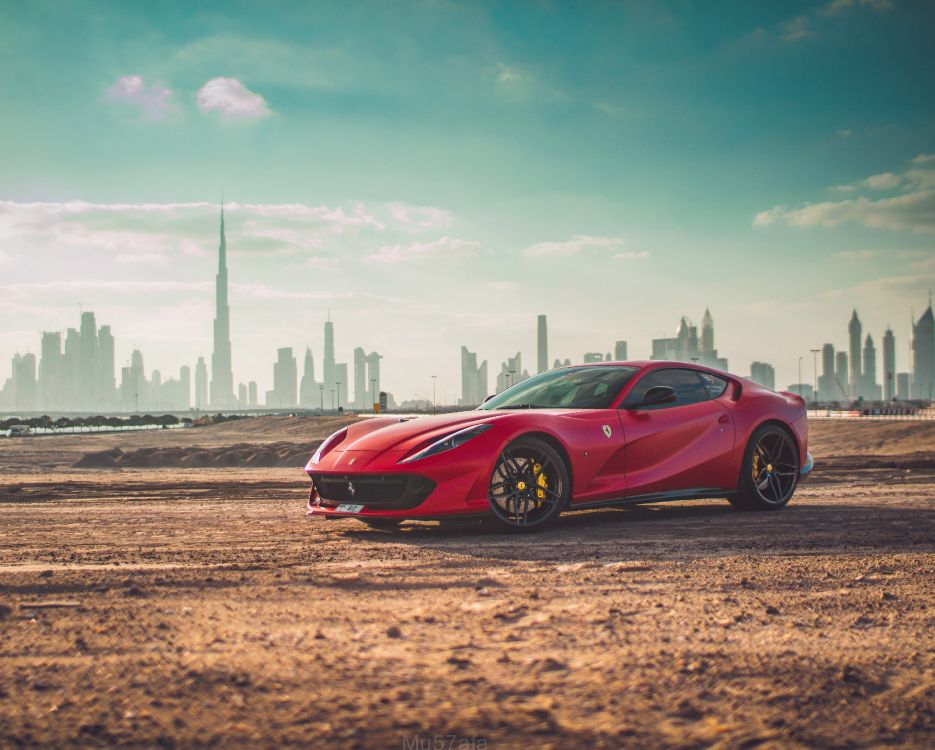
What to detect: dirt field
<box><xmin>1</xmin><ymin>418</ymin><xmax>933</xmax><ymax>748</ymax></box>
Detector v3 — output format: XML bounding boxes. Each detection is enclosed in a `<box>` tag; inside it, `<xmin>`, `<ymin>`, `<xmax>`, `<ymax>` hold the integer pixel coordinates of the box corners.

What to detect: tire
<box><xmin>729</xmin><ymin>424</ymin><xmax>800</xmax><ymax>511</ymax></box>
<box><xmin>359</xmin><ymin>517</ymin><xmax>403</xmax><ymax>529</ymax></box>
<box><xmin>487</xmin><ymin>436</ymin><xmax>570</xmax><ymax>532</ymax></box>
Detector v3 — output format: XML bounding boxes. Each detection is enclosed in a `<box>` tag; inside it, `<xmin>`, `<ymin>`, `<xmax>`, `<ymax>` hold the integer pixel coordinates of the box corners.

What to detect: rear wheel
<box><xmin>488</xmin><ymin>437</ymin><xmax>570</xmax><ymax>532</ymax></box>
<box><xmin>729</xmin><ymin>424</ymin><xmax>799</xmax><ymax>510</ymax></box>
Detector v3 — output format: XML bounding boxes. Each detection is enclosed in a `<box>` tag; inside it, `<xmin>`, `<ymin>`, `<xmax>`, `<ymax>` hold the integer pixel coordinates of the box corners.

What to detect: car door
<box><xmin>617</xmin><ymin>367</ymin><xmax>734</xmax><ymax>497</ymax></box>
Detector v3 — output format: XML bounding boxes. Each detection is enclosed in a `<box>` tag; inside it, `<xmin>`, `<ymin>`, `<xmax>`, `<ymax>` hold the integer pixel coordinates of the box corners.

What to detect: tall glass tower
<box><xmin>210</xmin><ymin>204</ymin><xmax>235</xmax><ymax>408</ymax></box>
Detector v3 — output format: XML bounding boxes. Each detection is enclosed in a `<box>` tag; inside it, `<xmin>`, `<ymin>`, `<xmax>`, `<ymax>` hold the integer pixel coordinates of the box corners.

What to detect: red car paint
<box><xmin>305</xmin><ymin>361</ymin><xmax>811</xmax><ymax>521</ymax></box>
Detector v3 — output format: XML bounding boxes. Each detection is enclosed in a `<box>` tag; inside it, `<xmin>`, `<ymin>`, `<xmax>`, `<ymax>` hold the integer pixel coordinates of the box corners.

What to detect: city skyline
<box><xmin>1</xmin><ymin>2</ymin><xmax>934</xmax><ymax>399</ymax></box>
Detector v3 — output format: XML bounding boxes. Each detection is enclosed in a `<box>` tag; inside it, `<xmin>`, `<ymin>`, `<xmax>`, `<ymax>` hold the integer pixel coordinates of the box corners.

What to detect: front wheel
<box><xmin>729</xmin><ymin>424</ymin><xmax>800</xmax><ymax>511</ymax></box>
<box><xmin>488</xmin><ymin>437</ymin><xmax>570</xmax><ymax>532</ymax></box>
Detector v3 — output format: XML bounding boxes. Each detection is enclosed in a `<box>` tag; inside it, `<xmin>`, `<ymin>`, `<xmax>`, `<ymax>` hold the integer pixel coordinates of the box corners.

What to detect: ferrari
<box><xmin>305</xmin><ymin>361</ymin><xmax>813</xmax><ymax>532</ymax></box>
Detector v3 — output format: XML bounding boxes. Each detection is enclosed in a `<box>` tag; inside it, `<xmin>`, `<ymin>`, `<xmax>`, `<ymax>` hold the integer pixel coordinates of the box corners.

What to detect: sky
<box><xmin>1</xmin><ymin>0</ymin><xmax>934</xmax><ymax>404</ymax></box>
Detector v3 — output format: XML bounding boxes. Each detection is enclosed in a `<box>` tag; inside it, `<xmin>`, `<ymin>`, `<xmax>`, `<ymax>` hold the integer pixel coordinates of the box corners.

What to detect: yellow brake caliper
<box><xmin>534</xmin><ymin>462</ymin><xmax>548</xmax><ymax>505</ymax></box>
<box><xmin>752</xmin><ymin>453</ymin><xmax>759</xmax><ymax>481</ymax></box>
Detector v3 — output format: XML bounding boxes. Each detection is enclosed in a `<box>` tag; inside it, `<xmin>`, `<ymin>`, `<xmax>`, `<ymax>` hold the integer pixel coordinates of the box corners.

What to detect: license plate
<box><xmin>335</xmin><ymin>504</ymin><xmax>364</xmax><ymax>514</ymax></box>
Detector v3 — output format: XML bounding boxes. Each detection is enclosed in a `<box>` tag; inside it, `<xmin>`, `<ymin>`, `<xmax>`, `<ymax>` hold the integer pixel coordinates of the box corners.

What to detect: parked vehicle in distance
<box><xmin>305</xmin><ymin>361</ymin><xmax>813</xmax><ymax>532</ymax></box>
<box><xmin>7</xmin><ymin>425</ymin><xmax>33</xmax><ymax>437</ymax></box>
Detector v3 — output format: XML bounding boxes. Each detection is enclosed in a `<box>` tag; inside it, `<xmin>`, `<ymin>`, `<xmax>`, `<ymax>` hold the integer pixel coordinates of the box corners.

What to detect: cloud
<box><xmin>781</xmin><ymin>16</ymin><xmax>813</xmax><ymax>42</ymax></box>
<box><xmin>368</xmin><ymin>236</ymin><xmax>481</xmax><ymax>263</ymax></box>
<box><xmin>496</xmin><ymin>63</ymin><xmax>529</xmax><ymax>87</ymax></box>
<box><xmin>523</xmin><ymin>235</ymin><xmax>628</xmax><ymax>259</ymax></box>
<box><xmin>0</xmin><ymin>199</ymin><xmax>460</xmax><ymax>267</ymax></box>
<box><xmin>611</xmin><ymin>251</ymin><xmax>650</xmax><ymax>261</ymax></box>
<box><xmin>836</xmin><ymin>128</ymin><xmax>853</xmax><ymax>138</ymax></box>
<box><xmin>821</xmin><ymin>0</ymin><xmax>892</xmax><ymax>16</ymax></box>
<box><xmin>196</xmin><ymin>77</ymin><xmax>270</xmax><ymax>121</ymax></box>
<box><xmin>754</xmin><ymin>191</ymin><xmax>935</xmax><ymax>234</ymax></box>
<box><xmin>105</xmin><ymin>76</ymin><xmax>175</xmax><ymax>121</ymax></box>
<box><xmin>913</xmin><ymin>153</ymin><xmax>935</xmax><ymax>165</ymax></box>
<box><xmin>757</xmin><ymin>156</ymin><xmax>935</xmax><ymax>234</ymax></box>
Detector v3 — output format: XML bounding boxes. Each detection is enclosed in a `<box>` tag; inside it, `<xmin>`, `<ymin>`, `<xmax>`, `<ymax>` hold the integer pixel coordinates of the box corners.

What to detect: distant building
<box><xmin>896</xmin><ymin>372</ymin><xmax>910</xmax><ymax>401</ymax></box>
<box><xmin>459</xmin><ymin>346</ymin><xmax>488</xmax><ymax>407</ymax></box>
<box><xmin>269</xmin><ymin>347</ymin><xmax>297</xmax><ymax>408</ymax></box>
<box><xmin>354</xmin><ymin>347</ymin><xmax>382</xmax><ymax>409</ymax></box>
<box><xmin>210</xmin><ymin>204</ymin><xmax>236</xmax><ymax>409</ymax></box>
<box><xmin>537</xmin><ymin>315</ymin><xmax>548</xmax><ymax>374</ymax></box>
<box><xmin>614</xmin><ymin>341</ymin><xmax>628</xmax><ymax>361</ymax></box>
<box><xmin>238</xmin><ymin>383</ymin><xmax>247</xmax><ymax>407</ymax></box>
<box><xmin>787</xmin><ymin>383</ymin><xmax>814</xmax><ymax>401</ymax></box>
<box><xmin>553</xmin><ymin>358</ymin><xmax>571</xmax><ymax>369</ymax></box>
<box><xmin>11</xmin><ymin>353</ymin><xmax>37</xmax><ymax>411</ymax></box>
<box><xmin>861</xmin><ymin>334</ymin><xmax>881</xmax><ymax>401</ymax></box>
<box><xmin>248</xmin><ymin>381</ymin><xmax>258</xmax><ymax>408</ymax></box>
<box><xmin>299</xmin><ymin>347</ymin><xmax>319</xmax><ymax>407</ymax></box>
<box><xmin>818</xmin><ymin>343</ymin><xmax>836</xmax><ymax>402</ymax></box>
<box><xmin>583</xmin><ymin>352</ymin><xmax>605</xmax><ymax>363</ymax></box>
<box><xmin>834</xmin><ymin>351</ymin><xmax>848</xmax><ymax>400</ymax></box>
<box><xmin>652</xmin><ymin>309</ymin><xmax>727</xmax><ymax>369</ymax></box>
<box><xmin>496</xmin><ymin>352</ymin><xmax>528</xmax><ymax>393</ymax></box>
<box><xmin>882</xmin><ymin>327</ymin><xmax>896</xmax><ymax>401</ymax></box>
<box><xmin>848</xmin><ymin>309</ymin><xmax>862</xmax><ymax>399</ymax></box>
<box><xmin>194</xmin><ymin>356</ymin><xmax>208</xmax><ymax>410</ymax></box>
<box><xmin>750</xmin><ymin>361</ymin><xmax>775</xmax><ymax>390</ymax></box>
<box><xmin>912</xmin><ymin>303</ymin><xmax>934</xmax><ymax>400</ymax></box>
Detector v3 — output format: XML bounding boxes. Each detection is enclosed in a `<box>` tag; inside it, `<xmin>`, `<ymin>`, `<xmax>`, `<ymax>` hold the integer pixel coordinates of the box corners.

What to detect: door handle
<box><xmin>718</xmin><ymin>415</ymin><xmax>729</xmax><ymax>424</ymax></box>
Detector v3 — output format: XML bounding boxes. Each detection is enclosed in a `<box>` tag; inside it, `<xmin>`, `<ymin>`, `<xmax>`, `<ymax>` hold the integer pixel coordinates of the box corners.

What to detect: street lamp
<box><xmin>508</xmin><ymin>369</ymin><xmax>516</xmax><ymax>388</ymax></box>
<box><xmin>370</xmin><ymin>377</ymin><xmax>376</xmax><ymax>412</ymax></box>
<box><xmin>797</xmin><ymin>357</ymin><xmax>803</xmax><ymax>398</ymax></box>
<box><xmin>336</xmin><ymin>381</ymin><xmax>342</xmax><ymax>410</ymax></box>
<box><xmin>330</xmin><ymin>389</ymin><xmax>335</xmax><ymax>410</ymax></box>
<box><xmin>810</xmin><ymin>348</ymin><xmax>820</xmax><ymax>406</ymax></box>
<box><xmin>431</xmin><ymin>375</ymin><xmax>437</xmax><ymax>414</ymax></box>
<box><xmin>319</xmin><ymin>384</ymin><xmax>324</xmax><ymax>415</ymax></box>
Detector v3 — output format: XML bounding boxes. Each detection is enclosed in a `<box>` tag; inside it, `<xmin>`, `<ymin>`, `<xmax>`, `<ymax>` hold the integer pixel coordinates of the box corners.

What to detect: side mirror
<box><xmin>624</xmin><ymin>385</ymin><xmax>676</xmax><ymax>410</ymax></box>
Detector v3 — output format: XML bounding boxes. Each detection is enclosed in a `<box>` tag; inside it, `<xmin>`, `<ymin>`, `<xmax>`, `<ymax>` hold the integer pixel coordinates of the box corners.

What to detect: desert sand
<box><xmin>0</xmin><ymin>417</ymin><xmax>933</xmax><ymax>748</ymax></box>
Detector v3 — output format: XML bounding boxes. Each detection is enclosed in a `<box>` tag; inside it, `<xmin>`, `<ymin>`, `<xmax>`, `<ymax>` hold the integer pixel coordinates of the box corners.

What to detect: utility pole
<box><xmin>336</xmin><ymin>381</ymin><xmax>342</xmax><ymax>410</ymax></box>
<box><xmin>797</xmin><ymin>357</ymin><xmax>803</xmax><ymax>398</ymax></box>
<box><xmin>432</xmin><ymin>375</ymin><xmax>437</xmax><ymax>414</ymax></box>
<box><xmin>810</xmin><ymin>348</ymin><xmax>820</xmax><ymax>405</ymax></box>
<box><xmin>319</xmin><ymin>384</ymin><xmax>324</xmax><ymax>415</ymax></box>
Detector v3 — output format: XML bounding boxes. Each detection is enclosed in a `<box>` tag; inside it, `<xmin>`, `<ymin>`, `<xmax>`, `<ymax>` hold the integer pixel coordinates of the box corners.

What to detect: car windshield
<box><xmin>480</xmin><ymin>366</ymin><xmax>639</xmax><ymax>410</ymax></box>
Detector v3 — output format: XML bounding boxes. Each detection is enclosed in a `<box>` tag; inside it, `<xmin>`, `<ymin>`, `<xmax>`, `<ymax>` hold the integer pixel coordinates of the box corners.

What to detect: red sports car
<box><xmin>305</xmin><ymin>361</ymin><xmax>813</xmax><ymax>532</ymax></box>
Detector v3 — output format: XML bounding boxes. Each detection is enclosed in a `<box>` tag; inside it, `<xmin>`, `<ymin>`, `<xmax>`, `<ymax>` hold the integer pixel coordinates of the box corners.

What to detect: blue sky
<box><xmin>1</xmin><ymin>0</ymin><xmax>933</xmax><ymax>402</ymax></box>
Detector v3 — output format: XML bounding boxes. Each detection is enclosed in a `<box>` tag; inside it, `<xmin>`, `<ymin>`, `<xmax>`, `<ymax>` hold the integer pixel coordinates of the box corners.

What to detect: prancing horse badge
<box><xmin>602</xmin><ymin>424</ymin><xmax>612</xmax><ymax>438</ymax></box>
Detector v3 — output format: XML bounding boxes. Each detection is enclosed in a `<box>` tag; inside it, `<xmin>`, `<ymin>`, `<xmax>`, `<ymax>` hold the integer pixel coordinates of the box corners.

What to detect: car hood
<box><xmin>338</xmin><ymin>411</ymin><xmax>509</xmax><ymax>453</ymax></box>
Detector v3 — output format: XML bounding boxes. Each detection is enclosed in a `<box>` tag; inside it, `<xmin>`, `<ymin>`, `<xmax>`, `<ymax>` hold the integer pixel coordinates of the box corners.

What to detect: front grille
<box><xmin>311</xmin><ymin>473</ymin><xmax>436</xmax><ymax>510</ymax></box>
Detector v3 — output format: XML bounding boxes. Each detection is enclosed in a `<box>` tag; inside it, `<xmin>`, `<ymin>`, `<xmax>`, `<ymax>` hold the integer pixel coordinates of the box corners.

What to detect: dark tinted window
<box><xmin>698</xmin><ymin>372</ymin><xmax>729</xmax><ymax>399</ymax></box>
<box><xmin>624</xmin><ymin>368</ymin><xmax>708</xmax><ymax>409</ymax></box>
<box><xmin>481</xmin><ymin>366</ymin><xmax>638</xmax><ymax>410</ymax></box>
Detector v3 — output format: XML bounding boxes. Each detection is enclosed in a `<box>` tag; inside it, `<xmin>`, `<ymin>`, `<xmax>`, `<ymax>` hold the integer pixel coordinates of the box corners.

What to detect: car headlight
<box><xmin>399</xmin><ymin>424</ymin><xmax>492</xmax><ymax>464</ymax></box>
<box><xmin>310</xmin><ymin>427</ymin><xmax>348</xmax><ymax>464</ymax></box>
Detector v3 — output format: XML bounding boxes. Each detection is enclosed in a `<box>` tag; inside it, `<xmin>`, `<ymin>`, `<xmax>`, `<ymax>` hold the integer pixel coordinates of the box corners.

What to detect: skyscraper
<box><xmin>323</xmin><ymin>318</ymin><xmax>335</xmax><ymax>399</ymax></box>
<box><xmin>97</xmin><ymin>324</ymin><xmax>115</xmax><ymax>409</ymax></box>
<box><xmin>701</xmin><ymin>308</ymin><xmax>714</xmax><ymax>357</ymax></box>
<box><xmin>299</xmin><ymin>346</ymin><xmax>318</xmax><ymax>406</ymax></box>
<box><xmin>496</xmin><ymin>352</ymin><xmax>528</xmax><ymax>393</ymax></box>
<box><xmin>269</xmin><ymin>347</ymin><xmax>297</xmax><ymax>408</ymax></box>
<box><xmin>194</xmin><ymin>356</ymin><xmax>208</xmax><ymax>409</ymax></box>
<box><xmin>210</xmin><ymin>204</ymin><xmax>235</xmax><ymax>408</ymax></box>
<box><xmin>614</xmin><ymin>341</ymin><xmax>628</xmax><ymax>361</ymax></box>
<box><xmin>912</xmin><ymin>303</ymin><xmax>934</xmax><ymax>400</ymax></box>
<box><xmin>39</xmin><ymin>331</ymin><xmax>62</xmax><ymax>411</ymax></box>
<box><xmin>848</xmin><ymin>309</ymin><xmax>862</xmax><ymax>398</ymax></box>
<box><xmin>459</xmin><ymin>346</ymin><xmax>488</xmax><ymax>406</ymax></box>
<box><xmin>882</xmin><ymin>327</ymin><xmax>896</xmax><ymax>401</ymax></box>
<box><xmin>819</xmin><ymin>344</ymin><xmax>835</xmax><ymax>402</ymax></box>
<box><xmin>80</xmin><ymin>311</ymin><xmax>97</xmax><ymax>409</ymax></box>
<box><xmin>835</xmin><ymin>351</ymin><xmax>848</xmax><ymax>400</ymax></box>
<box><xmin>862</xmin><ymin>334</ymin><xmax>880</xmax><ymax>401</ymax></box>
<box><xmin>749</xmin><ymin>361</ymin><xmax>775</xmax><ymax>390</ymax></box>
<box><xmin>537</xmin><ymin>315</ymin><xmax>548</xmax><ymax>374</ymax></box>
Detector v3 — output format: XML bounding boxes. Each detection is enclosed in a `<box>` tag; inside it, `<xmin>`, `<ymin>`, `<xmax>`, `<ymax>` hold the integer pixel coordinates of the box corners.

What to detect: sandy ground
<box><xmin>0</xmin><ymin>418</ymin><xmax>933</xmax><ymax>748</ymax></box>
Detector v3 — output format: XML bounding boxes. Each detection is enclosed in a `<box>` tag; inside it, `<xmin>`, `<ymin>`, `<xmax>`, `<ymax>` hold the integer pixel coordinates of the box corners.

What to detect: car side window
<box><xmin>624</xmin><ymin>368</ymin><xmax>709</xmax><ymax>409</ymax></box>
<box><xmin>698</xmin><ymin>372</ymin><xmax>729</xmax><ymax>399</ymax></box>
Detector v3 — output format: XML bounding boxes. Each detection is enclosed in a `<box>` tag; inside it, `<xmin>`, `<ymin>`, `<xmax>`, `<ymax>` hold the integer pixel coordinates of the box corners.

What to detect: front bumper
<box><xmin>800</xmin><ymin>451</ymin><xmax>814</xmax><ymax>479</ymax></box>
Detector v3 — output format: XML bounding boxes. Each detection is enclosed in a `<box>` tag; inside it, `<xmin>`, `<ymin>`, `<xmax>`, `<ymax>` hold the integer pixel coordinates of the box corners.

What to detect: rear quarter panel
<box><xmin>726</xmin><ymin>384</ymin><xmax>808</xmax><ymax>482</ymax></box>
